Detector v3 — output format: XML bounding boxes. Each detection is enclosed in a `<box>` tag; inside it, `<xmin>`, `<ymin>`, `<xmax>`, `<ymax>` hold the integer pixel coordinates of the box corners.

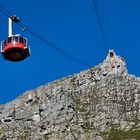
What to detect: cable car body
<box><xmin>1</xmin><ymin>16</ymin><xmax>30</xmax><ymax>62</ymax></box>
<box><xmin>1</xmin><ymin>35</ymin><xmax>30</xmax><ymax>62</ymax></box>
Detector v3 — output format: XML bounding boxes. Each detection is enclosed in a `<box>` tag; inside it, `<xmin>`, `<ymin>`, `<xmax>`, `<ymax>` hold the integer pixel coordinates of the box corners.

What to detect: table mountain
<box><xmin>0</xmin><ymin>50</ymin><xmax>140</xmax><ymax>140</ymax></box>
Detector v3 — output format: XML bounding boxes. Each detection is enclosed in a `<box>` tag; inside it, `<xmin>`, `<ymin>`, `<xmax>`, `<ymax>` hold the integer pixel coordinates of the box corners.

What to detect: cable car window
<box><xmin>19</xmin><ymin>37</ymin><xmax>24</xmax><ymax>43</ymax></box>
<box><xmin>7</xmin><ymin>37</ymin><xmax>12</xmax><ymax>43</ymax></box>
<box><xmin>14</xmin><ymin>36</ymin><xmax>18</xmax><ymax>42</ymax></box>
<box><xmin>24</xmin><ymin>38</ymin><xmax>27</xmax><ymax>45</ymax></box>
<box><xmin>2</xmin><ymin>41</ymin><xmax>4</xmax><ymax>47</ymax></box>
<box><xmin>24</xmin><ymin>38</ymin><xmax>26</xmax><ymax>43</ymax></box>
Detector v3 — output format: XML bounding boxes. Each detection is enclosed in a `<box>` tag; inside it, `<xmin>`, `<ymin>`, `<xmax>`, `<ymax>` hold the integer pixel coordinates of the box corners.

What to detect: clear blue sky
<box><xmin>0</xmin><ymin>0</ymin><xmax>140</xmax><ymax>104</ymax></box>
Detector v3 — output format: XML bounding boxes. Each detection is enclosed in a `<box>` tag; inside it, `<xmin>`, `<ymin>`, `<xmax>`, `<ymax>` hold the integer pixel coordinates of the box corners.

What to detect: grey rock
<box><xmin>0</xmin><ymin>50</ymin><xmax>140</xmax><ymax>140</ymax></box>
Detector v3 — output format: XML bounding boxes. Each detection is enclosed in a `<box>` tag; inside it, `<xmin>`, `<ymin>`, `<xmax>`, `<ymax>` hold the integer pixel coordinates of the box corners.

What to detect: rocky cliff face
<box><xmin>0</xmin><ymin>50</ymin><xmax>140</xmax><ymax>140</ymax></box>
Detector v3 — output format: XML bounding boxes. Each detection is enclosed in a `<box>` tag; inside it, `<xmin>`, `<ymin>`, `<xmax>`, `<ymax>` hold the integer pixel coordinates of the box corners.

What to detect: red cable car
<box><xmin>1</xmin><ymin>16</ymin><xmax>30</xmax><ymax>62</ymax></box>
<box><xmin>1</xmin><ymin>35</ymin><xmax>30</xmax><ymax>62</ymax></box>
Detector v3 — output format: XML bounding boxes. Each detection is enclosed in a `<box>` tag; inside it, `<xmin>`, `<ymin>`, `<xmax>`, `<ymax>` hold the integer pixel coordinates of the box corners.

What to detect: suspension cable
<box><xmin>18</xmin><ymin>21</ymin><xmax>92</xmax><ymax>67</ymax></box>
<box><xmin>0</xmin><ymin>4</ymin><xmax>92</xmax><ymax>67</ymax></box>
<box><xmin>92</xmin><ymin>0</ymin><xmax>109</xmax><ymax>53</ymax></box>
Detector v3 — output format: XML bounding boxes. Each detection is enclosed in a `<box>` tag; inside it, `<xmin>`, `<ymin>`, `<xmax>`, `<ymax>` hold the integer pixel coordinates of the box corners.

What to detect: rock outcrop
<box><xmin>0</xmin><ymin>50</ymin><xmax>140</xmax><ymax>140</ymax></box>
